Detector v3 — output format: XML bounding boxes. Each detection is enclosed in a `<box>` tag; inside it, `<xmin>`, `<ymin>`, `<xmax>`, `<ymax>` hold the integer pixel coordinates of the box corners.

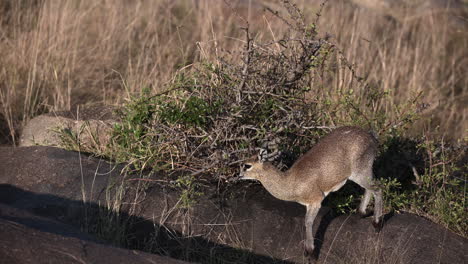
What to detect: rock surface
<box><xmin>316</xmin><ymin>213</ymin><xmax>467</xmax><ymax>263</ymax></box>
<box><xmin>0</xmin><ymin>203</ymin><xmax>189</xmax><ymax>264</ymax></box>
<box><xmin>19</xmin><ymin>105</ymin><xmax>117</xmax><ymax>152</ymax></box>
<box><xmin>1</xmin><ymin>146</ymin><xmax>467</xmax><ymax>263</ymax></box>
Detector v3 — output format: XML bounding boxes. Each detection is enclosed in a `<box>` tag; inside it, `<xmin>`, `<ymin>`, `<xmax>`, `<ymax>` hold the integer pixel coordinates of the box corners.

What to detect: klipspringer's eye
<box><xmin>244</xmin><ymin>164</ymin><xmax>253</xmax><ymax>170</ymax></box>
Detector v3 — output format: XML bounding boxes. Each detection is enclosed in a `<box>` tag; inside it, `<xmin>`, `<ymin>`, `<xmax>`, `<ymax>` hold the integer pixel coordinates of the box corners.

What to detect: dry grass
<box><xmin>317</xmin><ymin>1</ymin><xmax>468</xmax><ymax>140</ymax></box>
<box><xmin>0</xmin><ymin>0</ymin><xmax>466</xmax><ymax>145</ymax></box>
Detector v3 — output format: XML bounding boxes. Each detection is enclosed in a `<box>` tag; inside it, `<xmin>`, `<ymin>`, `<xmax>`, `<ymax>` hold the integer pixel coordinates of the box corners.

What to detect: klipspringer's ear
<box><xmin>258</xmin><ymin>148</ymin><xmax>268</xmax><ymax>163</ymax></box>
<box><xmin>258</xmin><ymin>148</ymin><xmax>281</xmax><ymax>162</ymax></box>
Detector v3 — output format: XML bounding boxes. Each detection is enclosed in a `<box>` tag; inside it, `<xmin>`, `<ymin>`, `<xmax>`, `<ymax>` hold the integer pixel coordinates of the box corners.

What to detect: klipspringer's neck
<box><xmin>258</xmin><ymin>165</ymin><xmax>297</xmax><ymax>202</ymax></box>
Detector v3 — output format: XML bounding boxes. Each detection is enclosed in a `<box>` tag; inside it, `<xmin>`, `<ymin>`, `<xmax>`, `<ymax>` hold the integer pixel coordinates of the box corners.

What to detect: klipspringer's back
<box><xmin>288</xmin><ymin>126</ymin><xmax>378</xmax><ymax>188</ymax></box>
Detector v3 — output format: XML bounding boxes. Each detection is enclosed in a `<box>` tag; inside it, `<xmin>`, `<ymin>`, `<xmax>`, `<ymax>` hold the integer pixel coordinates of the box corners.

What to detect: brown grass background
<box><xmin>0</xmin><ymin>0</ymin><xmax>466</xmax><ymax>145</ymax></box>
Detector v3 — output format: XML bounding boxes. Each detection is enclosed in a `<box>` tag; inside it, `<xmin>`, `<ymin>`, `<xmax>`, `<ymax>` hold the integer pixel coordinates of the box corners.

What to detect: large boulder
<box><xmin>19</xmin><ymin>105</ymin><xmax>117</xmax><ymax>153</ymax></box>
<box><xmin>0</xmin><ymin>146</ymin><xmax>466</xmax><ymax>263</ymax></box>
<box><xmin>0</xmin><ymin>146</ymin><xmax>294</xmax><ymax>263</ymax></box>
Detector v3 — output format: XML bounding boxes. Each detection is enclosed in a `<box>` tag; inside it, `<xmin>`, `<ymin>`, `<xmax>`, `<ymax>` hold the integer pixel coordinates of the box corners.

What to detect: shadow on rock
<box><xmin>0</xmin><ymin>201</ymin><xmax>189</xmax><ymax>264</ymax></box>
<box><xmin>0</xmin><ymin>184</ymin><xmax>294</xmax><ymax>264</ymax></box>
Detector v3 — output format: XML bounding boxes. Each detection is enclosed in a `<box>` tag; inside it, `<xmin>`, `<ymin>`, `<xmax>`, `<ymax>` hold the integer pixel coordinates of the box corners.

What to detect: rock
<box><xmin>0</xmin><ymin>203</ymin><xmax>190</xmax><ymax>264</ymax></box>
<box><xmin>316</xmin><ymin>213</ymin><xmax>468</xmax><ymax>263</ymax></box>
<box><xmin>19</xmin><ymin>105</ymin><xmax>117</xmax><ymax>153</ymax></box>
<box><xmin>0</xmin><ymin>146</ymin><xmax>292</xmax><ymax>263</ymax></box>
<box><xmin>0</xmin><ymin>146</ymin><xmax>119</xmax><ymax>207</ymax></box>
<box><xmin>0</xmin><ymin>146</ymin><xmax>466</xmax><ymax>263</ymax></box>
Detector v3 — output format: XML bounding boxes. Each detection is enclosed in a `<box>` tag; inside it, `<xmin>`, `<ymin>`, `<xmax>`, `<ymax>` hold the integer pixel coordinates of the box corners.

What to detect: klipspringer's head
<box><xmin>239</xmin><ymin>149</ymin><xmax>280</xmax><ymax>180</ymax></box>
<box><xmin>239</xmin><ymin>161</ymin><xmax>265</xmax><ymax>180</ymax></box>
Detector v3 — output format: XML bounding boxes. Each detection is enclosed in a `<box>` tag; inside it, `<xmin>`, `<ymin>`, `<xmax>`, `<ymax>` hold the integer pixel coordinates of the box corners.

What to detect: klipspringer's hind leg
<box><xmin>372</xmin><ymin>187</ymin><xmax>383</xmax><ymax>231</ymax></box>
<box><xmin>350</xmin><ymin>170</ymin><xmax>383</xmax><ymax>230</ymax></box>
<box><xmin>350</xmin><ymin>169</ymin><xmax>374</xmax><ymax>215</ymax></box>
<box><xmin>358</xmin><ymin>189</ymin><xmax>373</xmax><ymax>217</ymax></box>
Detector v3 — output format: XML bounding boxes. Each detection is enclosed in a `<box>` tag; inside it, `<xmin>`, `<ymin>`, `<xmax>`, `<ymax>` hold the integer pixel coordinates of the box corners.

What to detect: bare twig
<box><xmin>237</xmin><ymin>25</ymin><xmax>252</xmax><ymax>102</ymax></box>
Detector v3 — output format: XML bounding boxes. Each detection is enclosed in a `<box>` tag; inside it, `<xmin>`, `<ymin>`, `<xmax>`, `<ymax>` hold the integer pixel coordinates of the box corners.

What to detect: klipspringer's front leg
<box><xmin>304</xmin><ymin>203</ymin><xmax>321</xmax><ymax>257</ymax></box>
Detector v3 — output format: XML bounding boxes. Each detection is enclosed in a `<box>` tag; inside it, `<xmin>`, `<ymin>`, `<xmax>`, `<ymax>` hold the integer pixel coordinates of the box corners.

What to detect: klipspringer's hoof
<box><xmin>305</xmin><ymin>245</ymin><xmax>314</xmax><ymax>256</ymax></box>
<box><xmin>304</xmin><ymin>243</ymin><xmax>319</xmax><ymax>263</ymax></box>
<box><xmin>359</xmin><ymin>210</ymin><xmax>372</xmax><ymax>218</ymax></box>
<box><xmin>307</xmin><ymin>255</ymin><xmax>318</xmax><ymax>264</ymax></box>
<box><xmin>372</xmin><ymin>220</ymin><xmax>383</xmax><ymax>232</ymax></box>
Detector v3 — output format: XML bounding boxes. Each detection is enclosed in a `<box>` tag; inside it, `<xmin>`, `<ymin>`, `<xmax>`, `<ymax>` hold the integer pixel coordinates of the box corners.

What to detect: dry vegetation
<box><xmin>43</xmin><ymin>0</ymin><xmax>464</xmax><ymax>237</ymax></box>
<box><xmin>0</xmin><ymin>1</ymin><xmax>466</xmax><ymax>262</ymax></box>
<box><xmin>0</xmin><ymin>0</ymin><xmax>467</xmax><ymax>145</ymax></box>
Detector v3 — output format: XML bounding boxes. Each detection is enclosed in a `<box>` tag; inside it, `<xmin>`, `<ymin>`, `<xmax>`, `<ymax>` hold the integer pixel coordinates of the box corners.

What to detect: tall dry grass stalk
<box><xmin>0</xmin><ymin>0</ymin><xmax>466</xmax><ymax>144</ymax></box>
<box><xmin>0</xmin><ymin>0</ymin><xmax>246</xmax><ymax>144</ymax></box>
<box><xmin>317</xmin><ymin>1</ymin><xmax>467</xmax><ymax>139</ymax></box>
